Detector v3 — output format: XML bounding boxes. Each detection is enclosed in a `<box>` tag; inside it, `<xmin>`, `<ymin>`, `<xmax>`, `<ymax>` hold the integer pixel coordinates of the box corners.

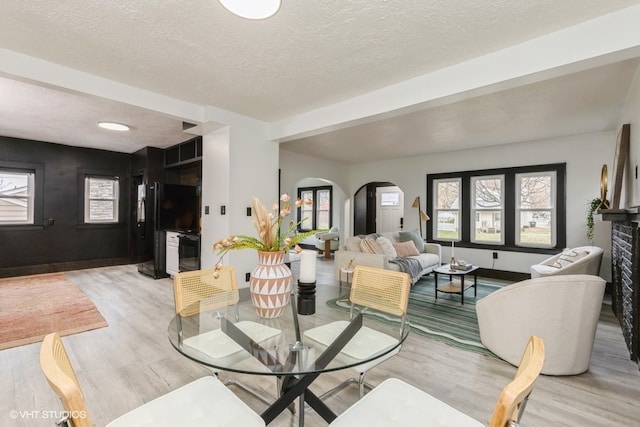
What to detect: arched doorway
<box><xmin>353</xmin><ymin>182</ymin><xmax>405</xmax><ymax>235</ymax></box>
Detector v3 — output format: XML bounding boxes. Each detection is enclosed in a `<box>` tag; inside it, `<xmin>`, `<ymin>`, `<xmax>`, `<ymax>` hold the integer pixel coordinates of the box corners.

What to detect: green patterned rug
<box><xmin>327</xmin><ymin>275</ymin><xmax>506</xmax><ymax>357</ymax></box>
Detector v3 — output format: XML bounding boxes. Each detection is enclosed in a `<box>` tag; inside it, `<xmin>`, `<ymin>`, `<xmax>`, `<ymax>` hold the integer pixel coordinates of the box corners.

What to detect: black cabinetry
<box><xmin>165</xmin><ymin>136</ymin><xmax>202</xmax><ymax>167</ymax></box>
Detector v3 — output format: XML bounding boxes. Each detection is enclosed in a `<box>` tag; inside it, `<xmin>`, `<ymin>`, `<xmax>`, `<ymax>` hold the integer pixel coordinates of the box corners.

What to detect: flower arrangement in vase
<box><xmin>213</xmin><ymin>194</ymin><xmax>317</xmax><ymax>318</ymax></box>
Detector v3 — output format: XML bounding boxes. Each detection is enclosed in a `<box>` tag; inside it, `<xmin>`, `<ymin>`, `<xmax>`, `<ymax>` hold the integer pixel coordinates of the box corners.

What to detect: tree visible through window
<box><xmin>85</xmin><ymin>176</ymin><xmax>119</xmax><ymax>223</ymax></box>
<box><xmin>472</xmin><ymin>175</ymin><xmax>504</xmax><ymax>244</ymax></box>
<box><xmin>517</xmin><ymin>172</ymin><xmax>555</xmax><ymax>247</ymax></box>
<box><xmin>428</xmin><ymin>163</ymin><xmax>565</xmax><ymax>251</ymax></box>
<box><xmin>0</xmin><ymin>170</ymin><xmax>34</xmax><ymax>224</ymax></box>
<box><xmin>434</xmin><ymin>178</ymin><xmax>460</xmax><ymax>240</ymax></box>
<box><xmin>297</xmin><ymin>186</ymin><xmax>332</xmax><ymax>231</ymax></box>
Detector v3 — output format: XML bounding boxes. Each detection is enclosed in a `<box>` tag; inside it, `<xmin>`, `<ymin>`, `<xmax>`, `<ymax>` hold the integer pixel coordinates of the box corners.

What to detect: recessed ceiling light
<box><xmin>218</xmin><ymin>0</ymin><xmax>281</xmax><ymax>20</ymax></box>
<box><xmin>97</xmin><ymin>121</ymin><xmax>131</xmax><ymax>131</ymax></box>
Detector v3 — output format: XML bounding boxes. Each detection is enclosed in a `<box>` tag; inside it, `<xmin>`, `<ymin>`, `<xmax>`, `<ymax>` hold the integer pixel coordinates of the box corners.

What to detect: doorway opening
<box><xmin>353</xmin><ymin>182</ymin><xmax>405</xmax><ymax>235</ymax></box>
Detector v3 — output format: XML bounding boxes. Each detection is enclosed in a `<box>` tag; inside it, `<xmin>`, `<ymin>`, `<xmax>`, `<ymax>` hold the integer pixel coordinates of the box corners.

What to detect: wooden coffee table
<box><xmin>433</xmin><ymin>264</ymin><xmax>479</xmax><ymax>305</ymax></box>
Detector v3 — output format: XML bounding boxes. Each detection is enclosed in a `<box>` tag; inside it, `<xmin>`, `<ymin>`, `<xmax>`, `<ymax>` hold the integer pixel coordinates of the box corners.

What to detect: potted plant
<box><xmin>586</xmin><ymin>197</ymin><xmax>602</xmax><ymax>243</ymax></box>
<box><xmin>214</xmin><ymin>194</ymin><xmax>316</xmax><ymax>318</ymax></box>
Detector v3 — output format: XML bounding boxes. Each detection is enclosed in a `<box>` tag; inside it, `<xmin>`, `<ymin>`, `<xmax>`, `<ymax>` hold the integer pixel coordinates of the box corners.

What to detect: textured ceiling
<box><xmin>1</xmin><ymin>1</ymin><xmax>640</xmax><ymax>159</ymax></box>
<box><xmin>280</xmin><ymin>59</ymin><xmax>640</xmax><ymax>163</ymax></box>
<box><xmin>0</xmin><ymin>77</ymin><xmax>190</xmax><ymax>152</ymax></box>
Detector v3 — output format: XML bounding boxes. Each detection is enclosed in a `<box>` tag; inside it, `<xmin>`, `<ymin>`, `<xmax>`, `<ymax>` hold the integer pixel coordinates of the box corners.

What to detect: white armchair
<box><xmin>477</xmin><ymin>274</ymin><xmax>605</xmax><ymax>375</ymax></box>
<box><xmin>316</xmin><ymin>227</ymin><xmax>339</xmax><ymax>258</ymax></box>
<box><xmin>530</xmin><ymin>246</ymin><xmax>603</xmax><ymax>278</ymax></box>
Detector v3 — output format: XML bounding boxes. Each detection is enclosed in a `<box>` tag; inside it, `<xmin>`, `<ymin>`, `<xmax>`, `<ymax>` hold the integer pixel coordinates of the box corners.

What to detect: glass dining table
<box><xmin>167</xmin><ymin>291</ymin><xmax>410</xmax><ymax>426</ymax></box>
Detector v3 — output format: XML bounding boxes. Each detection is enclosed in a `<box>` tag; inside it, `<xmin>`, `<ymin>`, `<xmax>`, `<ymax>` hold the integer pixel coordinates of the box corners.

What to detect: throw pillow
<box><xmin>360</xmin><ymin>236</ymin><xmax>384</xmax><ymax>254</ymax></box>
<box><xmin>398</xmin><ymin>229</ymin><xmax>424</xmax><ymax>252</ymax></box>
<box><xmin>345</xmin><ymin>236</ymin><xmax>363</xmax><ymax>252</ymax></box>
<box><xmin>376</xmin><ymin>236</ymin><xmax>397</xmax><ymax>258</ymax></box>
<box><xmin>551</xmin><ymin>249</ymin><xmax>589</xmax><ymax>268</ymax></box>
<box><xmin>393</xmin><ymin>240</ymin><xmax>420</xmax><ymax>257</ymax></box>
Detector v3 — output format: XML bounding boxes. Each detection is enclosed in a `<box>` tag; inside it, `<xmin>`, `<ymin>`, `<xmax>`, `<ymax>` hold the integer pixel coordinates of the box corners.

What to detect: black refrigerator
<box><xmin>136</xmin><ymin>182</ymin><xmax>199</xmax><ymax>279</ymax></box>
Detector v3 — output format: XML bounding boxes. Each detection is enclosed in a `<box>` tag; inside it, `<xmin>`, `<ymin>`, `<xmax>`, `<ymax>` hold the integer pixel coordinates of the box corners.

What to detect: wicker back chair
<box><xmin>329</xmin><ymin>336</ymin><xmax>545</xmax><ymax>427</ymax></box>
<box><xmin>40</xmin><ymin>332</ymin><xmax>265</xmax><ymax>427</ymax></box>
<box><xmin>349</xmin><ymin>265</ymin><xmax>410</xmax><ymax>317</ymax></box>
<box><xmin>489</xmin><ymin>335</ymin><xmax>545</xmax><ymax>426</ymax></box>
<box><xmin>40</xmin><ymin>332</ymin><xmax>92</xmax><ymax>427</ymax></box>
<box><xmin>172</xmin><ymin>265</ymin><xmax>281</xmax><ymax>408</ymax></box>
<box><xmin>304</xmin><ymin>265</ymin><xmax>411</xmax><ymax>399</ymax></box>
<box><xmin>173</xmin><ymin>266</ymin><xmax>239</xmax><ymax>318</ymax></box>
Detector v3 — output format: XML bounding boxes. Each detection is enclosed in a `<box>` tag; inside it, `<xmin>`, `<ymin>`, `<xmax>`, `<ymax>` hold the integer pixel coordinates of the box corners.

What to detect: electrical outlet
<box><xmin>245</xmin><ymin>272</ymin><xmax>251</xmax><ymax>282</ymax></box>
<box><xmin>492</xmin><ymin>252</ymin><xmax>498</xmax><ymax>259</ymax></box>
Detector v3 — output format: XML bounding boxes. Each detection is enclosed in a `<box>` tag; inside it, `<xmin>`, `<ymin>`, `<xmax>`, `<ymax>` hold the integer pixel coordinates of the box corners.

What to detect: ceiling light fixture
<box><xmin>97</xmin><ymin>121</ymin><xmax>130</xmax><ymax>131</ymax></box>
<box><xmin>218</xmin><ymin>0</ymin><xmax>281</xmax><ymax>20</ymax></box>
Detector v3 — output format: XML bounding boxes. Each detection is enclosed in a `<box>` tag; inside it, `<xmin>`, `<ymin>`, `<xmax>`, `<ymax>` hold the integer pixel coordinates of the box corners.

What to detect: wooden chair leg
<box><xmin>324</xmin><ymin>239</ymin><xmax>331</xmax><ymax>259</ymax></box>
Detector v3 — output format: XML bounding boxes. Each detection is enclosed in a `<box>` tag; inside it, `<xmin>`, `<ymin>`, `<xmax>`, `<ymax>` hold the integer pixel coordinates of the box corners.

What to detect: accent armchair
<box><xmin>530</xmin><ymin>246</ymin><xmax>603</xmax><ymax>278</ymax></box>
<box><xmin>316</xmin><ymin>227</ymin><xmax>340</xmax><ymax>258</ymax></box>
<box><xmin>477</xmin><ymin>274</ymin><xmax>605</xmax><ymax>375</ymax></box>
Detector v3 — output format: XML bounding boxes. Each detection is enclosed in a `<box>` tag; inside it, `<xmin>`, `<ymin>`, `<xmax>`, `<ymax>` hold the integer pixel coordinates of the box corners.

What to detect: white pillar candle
<box><xmin>299</xmin><ymin>250</ymin><xmax>317</xmax><ymax>283</ymax></box>
<box><xmin>451</xmin><ymin>241</ymin><xmax>455</xmax><ymax>258</ymax></box>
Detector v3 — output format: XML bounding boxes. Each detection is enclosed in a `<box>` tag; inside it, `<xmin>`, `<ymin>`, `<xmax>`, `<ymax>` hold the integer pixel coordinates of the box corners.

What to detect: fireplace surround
<box><xmin>606</xmin><ymin>211</ymin><xmax>640</xmax><ymax>368</ymax></box>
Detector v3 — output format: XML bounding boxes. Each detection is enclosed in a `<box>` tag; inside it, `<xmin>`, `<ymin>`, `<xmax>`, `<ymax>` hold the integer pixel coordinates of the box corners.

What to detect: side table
<box><xmin>339</xmin><ymin>267</ymin><xmax>353</xmax><ymax>298</ymax></box>
<box><xmin>433</xmin><ymin>264</ymin><xmax>479</xmax><ymax>305</ymax></box>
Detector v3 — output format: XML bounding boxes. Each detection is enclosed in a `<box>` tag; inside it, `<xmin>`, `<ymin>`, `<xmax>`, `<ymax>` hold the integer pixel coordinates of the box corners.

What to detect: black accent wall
<box><xmin>0</xmin><ymin>136</ymin><xmax>131</xmax><ymax>277</ymax></box>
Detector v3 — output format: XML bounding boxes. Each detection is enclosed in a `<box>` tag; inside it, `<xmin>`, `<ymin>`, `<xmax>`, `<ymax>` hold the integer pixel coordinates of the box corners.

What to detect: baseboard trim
<box><xmin>476</xmin><ymin>268</ymin><xmax>530</xmax><ymax>282</ymax></box>
<box><xmin>0</xmin><ymin>257</ymin><xmax>130</xmax><ymax>278</ymax></box>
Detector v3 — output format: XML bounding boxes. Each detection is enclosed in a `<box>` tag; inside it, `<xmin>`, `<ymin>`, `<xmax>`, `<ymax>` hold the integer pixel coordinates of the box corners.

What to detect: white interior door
<box><xmin>376</xmin><ymin>186</ymin><xmax>404</xmax><ymax>233</ymax></box>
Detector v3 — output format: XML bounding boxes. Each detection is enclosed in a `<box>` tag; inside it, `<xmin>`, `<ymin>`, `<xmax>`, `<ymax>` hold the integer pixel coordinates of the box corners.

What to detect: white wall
<box><xmin>201</xmin><ymin>119</ymin><xmax>277</xmax><ymax>287</ymax></box>
<box><xmin>201</xmin><ymin>127</ymin><xmax>230</xmax><ymax>270</ymax></box>
<box><xmin>280</xmin><ymin>132</ymin><xmax>615</xmax><ymax>279</ymax></box>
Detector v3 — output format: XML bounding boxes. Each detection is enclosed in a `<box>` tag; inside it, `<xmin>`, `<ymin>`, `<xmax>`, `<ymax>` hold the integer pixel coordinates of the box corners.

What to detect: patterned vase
<box><xmin>250</xmin><ymin>251</ymin><xmax>293</xmax><ymax>318</ymax></box>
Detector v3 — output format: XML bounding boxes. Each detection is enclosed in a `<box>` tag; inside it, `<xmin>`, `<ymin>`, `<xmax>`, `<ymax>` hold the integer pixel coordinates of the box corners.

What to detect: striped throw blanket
<box><xmin>389</xmin><ymin>257</ymin><xmax>423</xmax><ymax>283</ymax></box>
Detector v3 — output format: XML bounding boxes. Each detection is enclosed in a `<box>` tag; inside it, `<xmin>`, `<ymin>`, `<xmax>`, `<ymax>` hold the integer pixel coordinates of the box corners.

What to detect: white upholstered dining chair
<box><xmin>40</xmin><ymin>332</ymin><xmax>265</xmax><ymax>427</ymax></box>
<box><xmin>304</xmin><ymin>265</ymin><xmax>411</xmax><ymax>398</ymax></box>
<box><xmin>172</xmin><ymin>266</ymin><xmax>280</xmax><ymax>403</ymax></box>
<box><xmin>329</xmin><ymin>336</ymin><xmax>545</xmax><ymax>427</ymax></box>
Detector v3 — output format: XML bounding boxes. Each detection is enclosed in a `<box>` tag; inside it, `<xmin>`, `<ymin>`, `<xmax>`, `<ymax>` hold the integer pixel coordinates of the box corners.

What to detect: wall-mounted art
<box><xmin>611</xmin><ymin>124</ymin><xmax>630</xmax><ymax>210</ymax></box>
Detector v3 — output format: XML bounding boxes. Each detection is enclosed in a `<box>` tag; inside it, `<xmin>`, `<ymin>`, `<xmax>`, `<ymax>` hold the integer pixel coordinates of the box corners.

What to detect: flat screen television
<box><xmin>158</xmin><ymin>184</ymin><xmax>200</xmax><ymax>232</ymax></box>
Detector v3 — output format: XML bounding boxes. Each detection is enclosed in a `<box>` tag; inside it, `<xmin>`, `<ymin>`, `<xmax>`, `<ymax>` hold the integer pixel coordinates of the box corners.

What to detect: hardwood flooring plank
<box><xmin>0</xmin><ymin>261</ymin><xmax>639</xmax><ymax>426</ymax></box>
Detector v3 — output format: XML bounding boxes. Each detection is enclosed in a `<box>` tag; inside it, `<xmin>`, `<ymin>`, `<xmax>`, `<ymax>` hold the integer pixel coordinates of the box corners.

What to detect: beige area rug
<box><xmin>0</xmin><ymin>272</ymin><xmax>108</xmax><ymax>350</ymax></box>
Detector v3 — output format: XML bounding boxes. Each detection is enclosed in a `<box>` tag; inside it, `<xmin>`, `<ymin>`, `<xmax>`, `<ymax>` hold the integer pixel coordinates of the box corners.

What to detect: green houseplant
<box><xmin>586</xmin><ymin>197</ymin><xmax>602</xmax><ymax>243</ymax></box>
<box><xmin>213</xmin><ymin>194</ymin><xmax>317</xmax><ymax>318</ymax></box>
<box><xmin>213</xmin><ymin>194</ymin><xmax>316</xmax><ymax>255</ymax></box>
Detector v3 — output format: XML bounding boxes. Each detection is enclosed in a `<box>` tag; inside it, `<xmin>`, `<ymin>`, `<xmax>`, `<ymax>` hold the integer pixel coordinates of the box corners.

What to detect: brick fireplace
<box><xmin>609</xmin><ymin>216</ymin><xmax>640</xmax><ymax>368</ymax></box>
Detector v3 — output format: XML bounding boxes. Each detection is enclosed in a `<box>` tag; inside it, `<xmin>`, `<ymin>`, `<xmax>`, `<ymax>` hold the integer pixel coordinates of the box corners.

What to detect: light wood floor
<box><xmin>1</xmin><ymin>260</ymin><xmax>639</xmax><ymax>426</ymax></box>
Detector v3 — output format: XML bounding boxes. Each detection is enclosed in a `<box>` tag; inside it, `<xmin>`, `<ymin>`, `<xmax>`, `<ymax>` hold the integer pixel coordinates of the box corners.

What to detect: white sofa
<box><xmin>530</xmin><ymin>246</ymin><xmax>603</xmax><ymax>278</ymax></box>
<box><xmin>334</xmin><ymin>230</ymin><xmax>441</xmax><ymax>284</ymax></box>
<box><xmin>476</xmin><ymin>274</ymin><xmax>605</xmax><ymax>375</ymax></box>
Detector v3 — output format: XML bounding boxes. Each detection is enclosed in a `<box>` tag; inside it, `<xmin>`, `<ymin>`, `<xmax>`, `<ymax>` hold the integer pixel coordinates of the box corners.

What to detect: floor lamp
<box><xmin>412</xmin><ymin>196</ymin><xmax>431</xmax><ymax>239</ymax></box>
<box><xmin>420</xmin><ymin>209</ymin><xmax>431</xmax><ymax>238</ymax></box>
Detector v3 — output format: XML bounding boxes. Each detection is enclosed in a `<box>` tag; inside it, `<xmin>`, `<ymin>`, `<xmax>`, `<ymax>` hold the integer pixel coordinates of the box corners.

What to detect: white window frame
<box><xmin>433</xmin><ymin>177</ymin><xmax>461</xmax><ymax>241</ymax></box>
<box><xmin>84</xmin><ymin>176</ymin><xmax>119</xmax><ymax>224</ymax></box>
<box><xmin>470</xmin><ymin>175</ymin><xmax>504</xmax><ymax>245</ymax></box>
<box><xmin>515</xmin><ymin>171</ymin><xmax>556</xmax><ymax>248</ymax></box>
<box><xmin>0</xmin><ymin>170</ymin><xmax>35</xmax><ymax>225</ymax></box>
